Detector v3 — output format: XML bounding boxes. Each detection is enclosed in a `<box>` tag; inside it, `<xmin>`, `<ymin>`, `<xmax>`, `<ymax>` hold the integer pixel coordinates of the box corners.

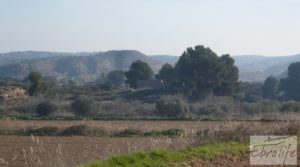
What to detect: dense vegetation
<box><xmin>1</xmin><ymin>45</ymin><xmax>300</xmax><ymax>120</ymax></box>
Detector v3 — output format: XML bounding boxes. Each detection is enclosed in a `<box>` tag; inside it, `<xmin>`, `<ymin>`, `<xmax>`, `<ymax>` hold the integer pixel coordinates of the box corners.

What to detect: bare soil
<box><xmin>0</xmin><ymin>136</ymin><xmax>189</xmax><ymax>167</ymax></box>
<box><xmin>0</xmin><ymin>120</ymin><xmax>296</xmax><ymax>167</ymax></box>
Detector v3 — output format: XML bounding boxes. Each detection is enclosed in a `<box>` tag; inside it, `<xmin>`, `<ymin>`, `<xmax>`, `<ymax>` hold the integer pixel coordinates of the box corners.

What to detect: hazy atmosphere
<box><xmin>1</xmin><ymin>0</ymin><xmax>300</xmax><ymax>56</ymax></box>
<box><xmin>1</xmin><ymin>1</ymin><xmax>300</xmax><ymax>167</ymax></box>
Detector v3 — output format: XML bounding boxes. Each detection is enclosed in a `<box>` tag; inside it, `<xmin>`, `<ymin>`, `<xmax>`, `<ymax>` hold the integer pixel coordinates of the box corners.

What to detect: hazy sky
<box><xmin>1</xmin><ymin>0</ymin><xmax>300</xmax><ymax>56</ymax></box>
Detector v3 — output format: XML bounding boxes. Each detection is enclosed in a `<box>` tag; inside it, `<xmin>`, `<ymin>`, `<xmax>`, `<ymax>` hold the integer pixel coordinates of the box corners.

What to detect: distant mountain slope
<box><xmin>0</xmin><ymin>50</ymin><xmax>163</xmax><ymax>82</ymax></box>
<box><xmin>234</xmin><ymin>54</ymin><xmax>300</xmax><ymax>82</ymax></box>
<box><xmin>0</xmin><ymin>50</ymin><xmax>299</xmax><ymax>82</ymax></box>
<box><xmin>0</xmin><ymin>51</ymin><xmax>70</xmax><ymax>65</ymax></box>
<box><xmin>150</xmin><ymin>55</ymin><xmax>179</xmax><ymax>65</ymax></box>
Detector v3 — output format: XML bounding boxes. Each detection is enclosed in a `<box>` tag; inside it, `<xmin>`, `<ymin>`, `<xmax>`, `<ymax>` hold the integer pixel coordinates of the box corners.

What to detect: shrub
<box><xmin>107</xmin><ymin>70</ymin><xmax>126</xmax><ymax>87</ymax></box>
<box><xmin>36</xmin><ymin>101</ymin><xmax>58</xmax><ymax>116</ymax></box>
<box><xmin>155</xmin><ymin>95</ymin><xmax>188</xmax><ymax>117</ymax></box>
<box><xmin>195</xmin><ymin>125</ymin><xmax>250</xmax><ymax>145</ymax></box>
<box><xmin>260</xmin><ymin>100</ymin><xmax>281</xmax><ymax>113</ymax></box>
<box><xmin>61</xmin><ymin>125</ymin><xmax>89</xmax><ymax>136</ymax></box>
<box><xmin>71</xmin><ymin>96</ymin><xmax>96</xmax><ymax>116</ymax></box>
<box><xmin>99</xmin><ymin>81</ymin><xmax>113</xmax><ymax>90</ymax></box>
<box><xmin>98</xmin><ymin>100</ymin><xmax>136</xmax><ymax>116</ymax></box>
<box><xmin>143</xmin><ymin>130</ymin><xmax>161</xmax><ymax>137</ymax></box>
<box><xmin>92</xmin><ymin>128</ymin><xmax>108</xmax><ymax>136</ymax></box>
<box><xmin>101</xmin><ymin>101</ymin><xmax>117</xmax><ymax>111</ymax></box>
<box><xmin>280</xmin><ymin>101</ymin><xmax>300</xmax><ymax>112</ymax></box>
<box><xmin>25</xmin><ymin>127</ymin><xmax>60</xmax><ymax>136</ymax></box>
<box><xmin>241</xmin><ymin>103</ymin><xmax>260</xmax><ymax>115</ymax></box>
<box><xmin>112</xmin><ymin>129</ymin><xmax>143</xmax><ymax>137</ymax></box>
<box><xmin>143</xmin><ymin>129</ymin><xmax>184</xmax><ymax>137</ymax></box>
<box><xmin>24</xmin><ymin>125</ymin><xmax>108</xmax><ymax>136</ymax></box>
<box><xmin>191</xmin><ymin>96</ymin><xmax>237</xmax><ymax>118</ymax></box>
<box><xmin>241</xmin><ymin>100</ymin><xmax>281</xmax><ymax>115</ymax></box>
<box><xmin>0</xmin><ymin>108</ymin><xmax>4</xmax><ymax>118</ymax></box>
<box><xmin>135</xmin><ymin>103</ymin><xmax>156</xmax><ymax>115</ymax></box>
<box><xmin>161</xmin><ymin>129</ymin><xmax>184</xmax><ymax>137</ymax></box>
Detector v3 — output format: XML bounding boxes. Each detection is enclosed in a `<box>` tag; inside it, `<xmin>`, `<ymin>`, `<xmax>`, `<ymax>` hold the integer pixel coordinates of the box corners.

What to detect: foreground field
<box><xmin>0</xmin><ymin>120</ymin><xmax>298</xmax><ymax>167</ymax></box>
<box><xmin>0</xmin><ymin>136</ymin><xmax>189</xmax><ymax>167</ymax></box>
<box><xmin>82</xmin><ymin>141</ymin><xmax>300</xmax><ymax>167</ymax></box>
<box><xmin>81</xmin><ymin>142</ymin><xmax>248</xmax><ymax>167</ymax></box>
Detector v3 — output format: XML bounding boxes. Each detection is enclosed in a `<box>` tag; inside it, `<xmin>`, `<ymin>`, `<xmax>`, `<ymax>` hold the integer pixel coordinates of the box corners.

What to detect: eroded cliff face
<box><xmin>0</xmin><ymin>86</ymin><xmax>27</xmax><ymax>99</ymax></box>
<box><xmin>0</xmin><ymin>50</ymin><xmax>163</xmax><ymax>82</ymax></box>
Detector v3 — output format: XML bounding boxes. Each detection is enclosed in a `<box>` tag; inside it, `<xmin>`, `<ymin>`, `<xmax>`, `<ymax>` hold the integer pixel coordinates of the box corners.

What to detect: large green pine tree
<box><xmin>175</xmin><ymin>45</ymin><xmax>239</xmax><ymax>98</ymax></box>
<box><xmin>156</xmin><ymin>63</ymin><xmax>177</xmax><ymax>84</ymax></box>
<box><xmin>262</xmin><ymin>76</ymin><xmax>279</xmax><ymax>99</ymax></box>
<box><xmin>281</xmin><ymin>62</ymin><xmax>300</xmax><ymax>100</ymax></box>
<box><xmin>125</xmin><ymin>60</ymin><xmax>154</xmax><ymax>88</ymax></box>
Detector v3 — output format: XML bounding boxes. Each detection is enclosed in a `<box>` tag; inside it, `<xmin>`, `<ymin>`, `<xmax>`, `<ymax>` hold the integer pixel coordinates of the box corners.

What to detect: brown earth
<box><xmin>0</xmin><ymin>120</ymin><xmax>298</xmax><ymax>167</ymax></box>
<box><xmin>0</xmin><ymin>136</ymin><xmax>189</xmax><ymax>167</ymax></box>
<box><xmin>188</xmin><ymin>155</ymin><xmax>249</xmax><ymax>167</ymax></box>
<box><xmin>189</xmin><ymin>151</ymin><xmax>300</xmax><ymax>167</ymax></box>
<box><xmin>189</xmin><ymin>155</ymin><xmax>300</xmax><ymax>167</ymax></box>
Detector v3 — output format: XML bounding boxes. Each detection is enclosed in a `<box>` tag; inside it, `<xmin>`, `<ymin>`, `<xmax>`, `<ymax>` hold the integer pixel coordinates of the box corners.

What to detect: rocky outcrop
<box><xmin>0</xmin><ymin>86</ymin><xmax>27</xmax><ymax>100</ymax></box>
<box><xmin>0</xmin><ymin>50</ymin><xmax>163</xmax><ymax>82</ymax></box>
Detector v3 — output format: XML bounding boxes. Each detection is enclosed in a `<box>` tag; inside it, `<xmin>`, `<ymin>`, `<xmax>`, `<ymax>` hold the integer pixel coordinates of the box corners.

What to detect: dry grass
<box><xmin>0</xmin><ymin>120</ymin><xmax>283</xmax><ymax>136</ymax></box>
<box><xmin>0</xmin><ymin>135</ymin><xmax>190</xmax><ymax>167</ymax></box>
<box><xmin>0</xmin><ymin>120</ymin><xmax>299</xmax><ymax>167</ymax></box>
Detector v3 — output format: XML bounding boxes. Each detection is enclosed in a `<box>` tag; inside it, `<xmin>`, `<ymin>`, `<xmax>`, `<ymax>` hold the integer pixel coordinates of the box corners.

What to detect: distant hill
<box><xmin>0</xmin><ymin>50</ymin><xmax>299</xmax><ymax>82</ymax></box>
<box><xmin>233</xmin><ymin>54</ymin><xmax>300</xmax><ymax>82</ymax></box>
<box><xmin>0</xmin><ymin>50</ymin><xmax>163</xmax><ymax>82</ymax></box>
<box><xmin>150</xmin><ymin>55</ymin><xmax>179</xmax><ymax>65</ymax></box>
<box><xmin>0</xmin><ymin>51</ymin><xmax>71</xmax><ymax>65</ymax></box>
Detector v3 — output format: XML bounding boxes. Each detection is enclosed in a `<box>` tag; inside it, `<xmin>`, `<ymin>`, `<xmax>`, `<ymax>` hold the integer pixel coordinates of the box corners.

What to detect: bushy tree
<box><xmin>238</xmin><ymin>82</ymin><xmax>263</xmax><ymax>102</ymax></box>
<box><xmin>36</xmin><ymin>101</ymin><xmax>57</xmax><ymax>116</ymax></box>
<box><xmin>156</xmin><ymin>63</ymin><xmax>177</xmax><ymax>84</ymax></box>
<box><xmin>191</xmin><ymin>96</ymin><xmax>237</xmax><ymax>118</ymax></box>
<box><xmin>213</xmin><ymin>54</ymin><xmax>240</xmax><ymax>96</ymax></box>
<box><xmin>107</xmin><ymin>70</ymin><xmax>126</xmax><ymax>87</ymax></box>
<box><xmin>99</xmin><ymin>80</ymin><xmax>113</xmax><ymax>90</ymax></box>
<box><xmin>28</xmin><ymin>71</ymin><xmax>45</xmax><ymax>96</ymax></box>
<box><xmin>281</xmin><ymin>62</ymin><xmax>300</xmax><ymax>100</ymax></box>
<box><xmin>125</xmin><ymin>60</ymin><xmax>154</xmax><ymax>88</ymax></box>
<box><xmin>155</xmin><ymin>95</ymin><xmax>188</xmax><ymax>117</ymax></box>
<box><xmin>175</xmin><ymin>45</ymin><xmax>239</xmax><ymax>98</ymax></box>
<box><xmin>262</xmin><ymin>76</ymin><xmax>279</xmax><ymax>99</ymax></box>
<box><xmin>71</xmin><ymin>96</ymin><xmax>96</xmax><ymax>116</ymax></box>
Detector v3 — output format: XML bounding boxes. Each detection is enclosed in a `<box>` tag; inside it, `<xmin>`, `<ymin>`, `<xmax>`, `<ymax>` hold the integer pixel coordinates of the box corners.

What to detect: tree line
<box><xmin>26</xmin><ymin>45</ymin><xmax>300</xmax><ymax>101</ymax></box>
<box><xmin>262</xmin><ymin>62</ymin><xmax>300</xmax><ymax>101</ymax></box>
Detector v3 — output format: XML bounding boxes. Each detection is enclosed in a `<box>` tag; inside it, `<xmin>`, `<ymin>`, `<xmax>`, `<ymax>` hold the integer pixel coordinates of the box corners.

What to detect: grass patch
<box><xmin>3</xmin><ymin>125</ymin><xmax>184</xmax><ymax>137</ymax></box>
<box><xmin>112</xmin><ymin>128</ymin><xmax>184</xmax><ymax>138</ymax></box>
<box><xmin>144</xmin><ymin>129</ymin><xmax>184</xmax><ymax>138</ymax></box>
<box><xmin>112</xmin><ymin>129</ymin><xmax>142</xmax><ymax>137</ymax></box>
<box><xmin>79</xmin><ymin>142</ymin><xmax>247</xmax><ymax>167</ymax></box>
<box><xmin>21</xmin><ymin>125</ymin><xmax>108</xmax><ymax>136</ymax></box>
